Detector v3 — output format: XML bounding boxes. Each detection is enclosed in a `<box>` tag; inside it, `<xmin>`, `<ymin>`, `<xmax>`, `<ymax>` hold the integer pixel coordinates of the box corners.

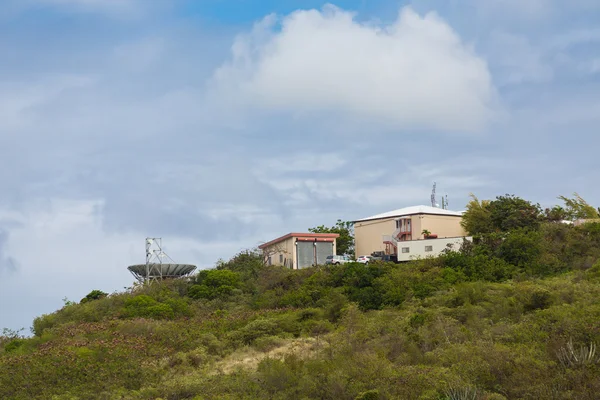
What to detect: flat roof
<box><xmin>354</xmin><ymin>205</ymin><xmax>463</xmax><ymax>223</ymax></box>
<box><xmin>259</xmin><ymin>232</ymin><xmax>340</xmax><ymax>249</ymax></box>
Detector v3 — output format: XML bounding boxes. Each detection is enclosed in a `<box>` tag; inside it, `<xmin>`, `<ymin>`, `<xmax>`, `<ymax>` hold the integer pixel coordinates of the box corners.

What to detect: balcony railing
<box><xmin>383</xmin><ymin>235</ymin><xmax>396</xmax><ymax>244</ymax></box>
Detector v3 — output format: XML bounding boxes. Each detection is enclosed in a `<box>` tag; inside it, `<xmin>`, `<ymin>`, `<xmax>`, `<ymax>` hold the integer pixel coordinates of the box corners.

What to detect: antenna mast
<box><xmin>431</xmin><ymin>182</ymin><xmax>437</xmax><ymax>208</ymax></box>
<box><xmin>128</xmin><ymin>238</ymin><xmax>196</xmax><ymax>284</ymax></box>
<box><xmin>144</xmin><ymin>238</ymin><xmax>174</xmax><ymax>284</ymax></box>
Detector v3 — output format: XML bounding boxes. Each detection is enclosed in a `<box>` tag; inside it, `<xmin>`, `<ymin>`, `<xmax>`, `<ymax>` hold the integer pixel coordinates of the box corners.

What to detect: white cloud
<box><xmin>212</xmin><ymin>5</ymin><xmax>496</xmax><ymax>133</ymax></box>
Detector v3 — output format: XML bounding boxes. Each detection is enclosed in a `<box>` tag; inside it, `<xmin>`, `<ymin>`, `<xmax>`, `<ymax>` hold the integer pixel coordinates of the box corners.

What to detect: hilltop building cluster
<box><xmin>260</xmin><ymin>204</ymin><xmax>471</xmax><ymax>269</ymax></box>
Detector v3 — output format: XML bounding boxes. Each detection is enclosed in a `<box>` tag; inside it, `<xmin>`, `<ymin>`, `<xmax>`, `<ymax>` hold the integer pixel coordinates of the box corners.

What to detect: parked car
<box><xmin>369</xmin><ymin>252</ymin><xmax>398</xmax><ymax>263</ymax></box>
<box><xmin>356</xmin><ymin>255</ymin><xmax>373</xmax><ymax>264</ymax></box>
<box><xmin>369</xmin><ymin>251</ymin><xmax>385</xmax><ymax>261</ymax></box>
<box><xmin>325</xmin><ymin>255</ymin><xmax>352</xmax><ymax>265</ymax></box>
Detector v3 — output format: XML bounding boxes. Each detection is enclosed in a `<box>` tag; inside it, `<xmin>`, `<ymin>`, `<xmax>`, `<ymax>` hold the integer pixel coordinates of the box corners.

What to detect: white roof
<box><xmin>354</xmin><ymin>205</ymin><xmax>463</xmax><ymax>222</ymax></box>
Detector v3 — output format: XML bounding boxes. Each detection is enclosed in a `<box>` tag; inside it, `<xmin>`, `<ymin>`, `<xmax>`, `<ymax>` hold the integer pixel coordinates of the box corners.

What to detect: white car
<box><xmin>356</xmin><ymin>255</ymin><xmax>373</xmax><ymax>264</ymax></box>
<box><xmin>325</xmin><ymin>255</ymin><xmax>352</xmax><ymax>265</ymax></box>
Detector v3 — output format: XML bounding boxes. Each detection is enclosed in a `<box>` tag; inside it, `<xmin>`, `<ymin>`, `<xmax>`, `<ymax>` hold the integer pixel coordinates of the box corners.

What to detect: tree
<box><xmin>189</xmin><ymin>269</ymin><xmax>242</xmax><ymax>300</ymax></box>
<box><xmin>544</xmin><ymin>205</ymin><xmax>568</xmax><ymax>222</ymax></box>
<box><xmin>462</xmin><ymin>194</ymin><xmax>542</xmax><ymax>235</ymax></box>
<box><xmin>558</xmin><ymin>193</ymin><xmax>599</xmax><ymax>221</ymax></box>
<box><xmin>487</xmin><ymin>194</ymin><xmax>542</xmax><ymax>232</ymax></box>
<box><xmin>216</xmin><ymin>249</ymin><xmax>264</xmax><ymax>279</ymax></box>
<box><xmin>309</xmin><ymin>219</ymin><xmax>355</xmax><ymax>257</ymax></box>
<box><xmin>461</xmin><ymin>194</ymin><xmax>493</xmax><ymax>235</ymax></box>
<box><xmin>80</xmin><ymin>290</ymin><xmax>108</xmax><ymax>304</ymax></box>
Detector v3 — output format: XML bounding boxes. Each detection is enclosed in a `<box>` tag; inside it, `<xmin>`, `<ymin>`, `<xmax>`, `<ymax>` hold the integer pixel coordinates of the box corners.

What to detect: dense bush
<box><xmin>80</xmin><ymin>289</ymin><xmax>108</xmax><ymax>304</ymax></box>
<box><xmin>189</xmin><ymin>269</ymin><xmax>242</xmax><ymax>300</ymax></box>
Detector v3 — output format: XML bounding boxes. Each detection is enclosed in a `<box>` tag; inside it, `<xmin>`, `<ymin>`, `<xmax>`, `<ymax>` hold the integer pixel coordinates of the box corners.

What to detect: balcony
<box><xmin>398</xmin><ymin>226</ymin><xmax>411</xmax><ymax>234</ymax></box>
<box><xmin>392</xmin><ymin>227</ymin><xmax>412</xmax><ymax>241</ymax></box>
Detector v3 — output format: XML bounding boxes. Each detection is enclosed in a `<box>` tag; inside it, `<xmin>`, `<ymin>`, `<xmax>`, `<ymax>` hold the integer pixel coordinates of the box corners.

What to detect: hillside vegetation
<box><xmin>1</xmin><ymin>194</ymin><xmax>600</xmax><ymax>400</ymax></box>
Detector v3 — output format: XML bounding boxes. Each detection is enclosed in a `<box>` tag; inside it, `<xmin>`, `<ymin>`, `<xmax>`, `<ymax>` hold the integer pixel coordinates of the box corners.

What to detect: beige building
<box><xmin>259</xmin><ymin>233</ymin><xmax>339</xmax><ymax>269</ymax></box>
<box><xmin>353</xmin><ymin>205</ymin><xmax>467</xmax><ymax>257</ymax></box>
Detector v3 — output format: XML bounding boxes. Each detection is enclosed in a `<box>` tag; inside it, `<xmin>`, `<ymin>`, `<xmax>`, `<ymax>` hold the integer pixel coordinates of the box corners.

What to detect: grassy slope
<box><xmin>1</xmin><ymin>259</ymin><xmax>600</xmax><ymax>400</ymax></box>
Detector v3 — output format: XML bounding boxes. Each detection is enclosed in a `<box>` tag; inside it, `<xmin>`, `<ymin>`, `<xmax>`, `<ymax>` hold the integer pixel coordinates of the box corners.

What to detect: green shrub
<box><xmin>123</xmin><ymin>295</ymin><xmax>175</xmax><ymax>319</ymax></box>
<box><xmin>189</xmin><ymin>270</ymin><xmax>242</xmax><ymax>300</ymax></box>
<box><xmin>524</xmin><ymin>289</ymin><xmax>553</xmax><ymax>312</ymax></box>
<box><xmin>355</xmin><ymin>389</ymin><xmax>380</xmax><ymax>400</ymax></box>
<box><xmin>80</xmin><ymin>290</ymin><xmax>108</xmax><ymax>304</ymax></box>
<box><xmin>232</xmin><ymin>318</ymin><xmax>281</xmax><ymax>345</ymax></box>
<box><xmin>3</xmin><ymin>339</ymin><xmax>25</xmax><ymax>353</ymax></box>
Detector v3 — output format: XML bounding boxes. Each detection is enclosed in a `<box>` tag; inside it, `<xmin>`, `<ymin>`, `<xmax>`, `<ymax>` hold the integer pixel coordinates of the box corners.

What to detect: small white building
<box><xmin>393</xmin><ymin>236</ymin><xmax>472</xmax><ymax>262</ymax></box>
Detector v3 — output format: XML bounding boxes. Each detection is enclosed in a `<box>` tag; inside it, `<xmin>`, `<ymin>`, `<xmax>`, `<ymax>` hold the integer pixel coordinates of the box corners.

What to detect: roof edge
<box><xmin>259</xmin><ymin>232</ymin><xmax>340</xmax><ymax>249</ymax></box>
<box><xmin>353</xmin><ymin>208</ymin><xmax>464</xmax><ymax>223</ymax></box>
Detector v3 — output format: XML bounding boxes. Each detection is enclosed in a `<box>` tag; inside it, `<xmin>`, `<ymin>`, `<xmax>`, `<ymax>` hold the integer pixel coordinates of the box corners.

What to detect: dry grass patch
<box><xmin>214</xmin><ymin>337</ymin><xmax>322</xmax><ymax>374</ymax></box>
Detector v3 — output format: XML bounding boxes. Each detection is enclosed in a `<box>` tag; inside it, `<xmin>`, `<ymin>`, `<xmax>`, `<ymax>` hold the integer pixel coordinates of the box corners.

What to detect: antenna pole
<box><xmin>145</xmin><ymin>237</ymin><xmax>162</xmax><ymax>285</ymax></box>
<box><xmin>129</xmin><ymin>238</ymin><xmax>196</xmax><ymax>284</ymax></box>
<box><xmin>431</xmin><ymin>182</ymin><xmax>437</xmax><ymax>208</ymax></box>
<box><xmin>145</xmin><ymin>238</ymin><xmax>151</xmax><ymax>285</ymax></box>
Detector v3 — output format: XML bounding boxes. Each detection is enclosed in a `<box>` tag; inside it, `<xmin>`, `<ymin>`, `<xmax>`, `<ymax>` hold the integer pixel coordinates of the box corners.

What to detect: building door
<box><xmin>315</xmin><ymin>241</ymin><xmax>334</xmax><ymax>265</ymax></box>
<box><xmin>296</xmin><ymin>241</ymin><xmax>314</xmax><ymax>269</ymax></box>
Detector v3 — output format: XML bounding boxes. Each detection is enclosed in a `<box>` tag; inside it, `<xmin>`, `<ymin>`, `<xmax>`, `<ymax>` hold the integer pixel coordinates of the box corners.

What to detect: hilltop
<box><xmin>1</xmin><ymin>195</ymin><xmax>600</xmax><ymax>400</ymax></box>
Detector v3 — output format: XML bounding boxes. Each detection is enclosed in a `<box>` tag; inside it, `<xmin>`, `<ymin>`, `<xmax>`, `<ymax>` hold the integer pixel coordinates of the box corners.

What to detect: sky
<box><xmin>1</xmin><ymin>0</ymin><xmax>600</xmax><ymax>333</ymax></box>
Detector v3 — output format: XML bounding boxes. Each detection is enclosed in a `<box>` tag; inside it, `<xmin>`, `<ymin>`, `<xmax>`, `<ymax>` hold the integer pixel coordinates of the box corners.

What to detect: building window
<box><xmin>402</xmin><ymin>247</ymin><xmax>410</xmax><ymax>253</ymax></box>
<box><xmin>279</xmin><ymin>254</ymin><xmax>283</xmax><ymax>263</ymax></box>
<box><xmin>425</xmin><ymin>246</ymin><xmax>433</xmax><ymax>252</ymax></box>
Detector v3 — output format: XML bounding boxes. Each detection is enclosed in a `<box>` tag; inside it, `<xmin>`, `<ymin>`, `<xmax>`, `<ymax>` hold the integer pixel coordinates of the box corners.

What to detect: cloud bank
<box><xmin>213</xmin><ymin>5</ymin><xmax>496</xmax><ymax>132</ymax></box>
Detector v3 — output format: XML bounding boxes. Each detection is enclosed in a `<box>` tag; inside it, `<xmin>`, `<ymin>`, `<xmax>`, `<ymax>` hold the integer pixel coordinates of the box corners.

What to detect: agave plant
<box><xmin>557</xmin><ymin>338</ymin><xmax>599</xmax><ymax>368</ymax></box>
<box><xmin>443</xmin><ymin>386</ymin><xmax>479</xmax><ymax>400</ymax></box>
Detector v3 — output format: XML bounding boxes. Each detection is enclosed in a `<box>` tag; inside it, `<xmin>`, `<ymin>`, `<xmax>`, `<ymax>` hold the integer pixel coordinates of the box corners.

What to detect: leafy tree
<box><xmin>461</xmin><ymin>194</ymin><xmax>493</xmax><ymax>235</ymax></box>
<box><xmin>498</xmin><ymin>229</ymin><xmax>542</xmax><ymax>268</ymax></box>
<box><xmin>80</xmin><ymin>290</ymin><xmax>108</xmax><ymax>304</ymax></box>
<box><xmin>189</xmin><ymin>269</ymin><xmax>242</xmax><ymax>300</ymax></box>
<box><xmin>309</xmin><ymin>219</ymin><xmax>355</xmax><ymax>257</ymax></box>
<box><xmin>544</xmin><ymin>205</ymin><xmax>568</xmax><ymax>222</ymax></box>
<box><xmin>216</xmin><ymin>249</ymin><xmax>264</xmax><ymax>278</ymax></box>
<box><xmin>558</xmin><ymin>193</ymin><xmax>599</xmax><ymax>221</ymax></box>
<box><xmin>488</xmin><ymin>194</ymin><xmax>542</xmax><ymax>232</ymax></box>
<box><xmin>462</xmin><ymin>194</ymin><xmax>542</xmax><ymax>234</ymax></box>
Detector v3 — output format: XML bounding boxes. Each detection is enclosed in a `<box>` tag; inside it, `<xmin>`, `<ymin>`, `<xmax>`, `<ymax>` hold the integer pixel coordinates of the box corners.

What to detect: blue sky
<box><xmin>1</xmin><ymin>0</ymin><xmax>600</xmax><ymax>333</ymax></box>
